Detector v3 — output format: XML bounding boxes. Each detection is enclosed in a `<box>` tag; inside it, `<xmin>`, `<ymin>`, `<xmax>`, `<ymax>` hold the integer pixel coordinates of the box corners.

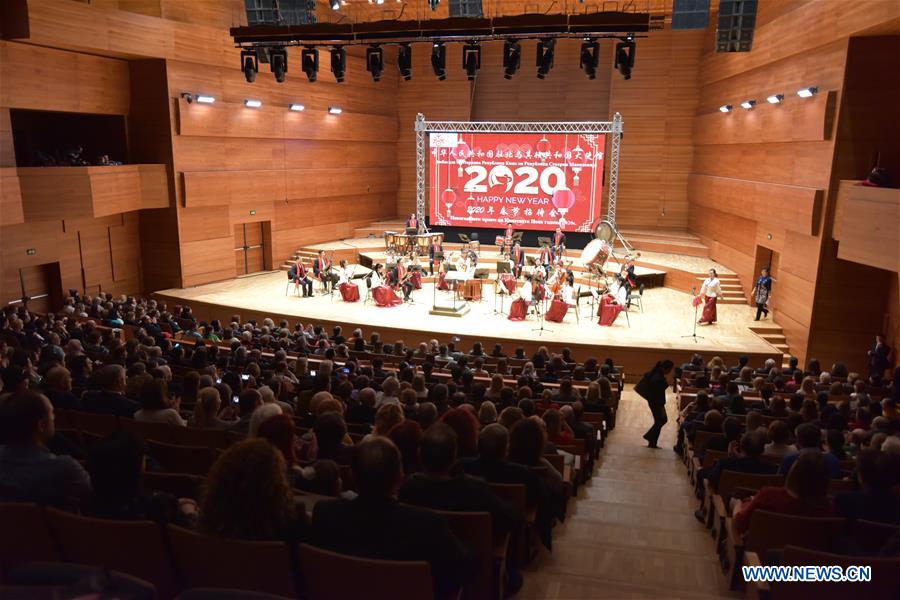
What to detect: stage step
<box><xmin>353</xmin><ymin>218</ymin><xmax>407</xmax><ymax>237</ymax></box>
<box><xmin>618</xmin><ymin>228</ymin><xmax>709</xmax><ymax>258</ymax></box>
<box><xmin>749</xmin><ymin>323</ymin><xmax>793</xmax><ymax>367</ymax></box>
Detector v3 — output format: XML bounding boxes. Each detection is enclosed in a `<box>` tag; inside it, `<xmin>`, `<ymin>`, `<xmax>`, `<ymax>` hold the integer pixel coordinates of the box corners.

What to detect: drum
<box><xmin>495</xmin><ymin>235</ymin><xmax>506</xmax><ymax>246</ymax></box>
<box><xmin>417</xmin><ymin>235</ymin><xmax>430</xmax><ymax>252</ymax></box>
<box><xmin>393</xmin><ymin>233</ymin><xmax>409</xmax><ymax>252</ymax></box>
<box><xmin>580</xmin><ymin>239</ymin><xmax>611</xmax><ymax>268</ymax></box>
<box><xmin>385</xmin><ymin>232</ymin><xmax>396</xmax><ymax>250</ymax></box>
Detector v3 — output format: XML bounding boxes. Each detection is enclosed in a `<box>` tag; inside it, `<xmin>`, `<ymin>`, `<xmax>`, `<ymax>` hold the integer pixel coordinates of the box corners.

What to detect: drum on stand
<box><xmin>385</xmin><ymin>232</ymin><xmax>396</xmax><ymax>250</ymax></box>
<box><xmin>580</xmin><ymin>239</ymin><xmax>611</xmax><ymax>270</ymax></box>
<box><xmin>393</xmin><ymin>233</ymin><xmax>409</xmax><ymax>253</ymax></box>
<box><xmin>417</xmin><ymin>235</ymin><xmax>430</xmax><ymax>254</ymax></box>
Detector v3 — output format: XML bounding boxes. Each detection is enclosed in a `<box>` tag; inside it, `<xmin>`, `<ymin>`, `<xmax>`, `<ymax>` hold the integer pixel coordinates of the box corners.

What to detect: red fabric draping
<box><xmin>339</xmin><ymin>283</ymin><xmax>360</xmax><ymax>303</ymax></box>
<box><xmin>598</xmin><ymin>295</ymin><xmax>623</xmax><ymax>326</ymax></box>
<box><xmin>508</xmin><ymin>298</ymin><xmax>528</xmax><ymax>321</ymax></box>
<box><xmin>701</xmin><ymin>295</ymin><xmax>717</xmax><ymax>324</ymax></box>
<box><xmin>373</xmin><ymin>286</ymin><xmax>402</xmax><ymax>307</ymax></box>
<box><xmin>545</xmin><ymin>299</ymin><xmax>568</xmax><ymax>323</ymax></box>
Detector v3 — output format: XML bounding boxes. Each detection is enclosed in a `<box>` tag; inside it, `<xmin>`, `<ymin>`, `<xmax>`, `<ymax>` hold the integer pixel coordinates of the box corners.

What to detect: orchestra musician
<box><xmin>370</xmin><ymin>263</ymin><xmax>403</xmax><ymax>307</ymax></box>
<box><xmin>538</xmin><ymin>243</ymin><xmax>553</xmax><ymax>275</ymax></box>
<box><xmin>313</xmin><ymin>250</ymin><xmax>336</xmax><ymax>293</ymax></box>
<box><xmin>337</xmin><ymin>259</ymin><xmax>360</xmax><ymax>303</ymax></box>
<box><xmin>369</xmin><ymin>263</ymin><xmax>384</xmax><ymax>288</ymax></box>
<box><xmin>551</xmin><ymin>227</ymin><xmax>567</xmax><ymax>260</ymax></box>
<box><xmin>288</xmin><ymin>259</ymin><xmax>313</xmax><ymax>297</ymax></box>
<box><xmin>510</xmin><ymin>241</ymin><xmax>525</xmax><ymax>279</ymax></box>
<box><xmin>502</xmin><ymin>222</ymin><xmax>515</xmax><ymax>254</ymax></box>
<box><xmin>390</xmin><ymin>257</ymin><xmax>415</xmax><ymax>302</ymax></box>
<box><xmin>428</xmin><ymin>238</ymin><xmax>443</xmax><ymax>275</ymax></box>
<box><xmin>407</xmin><ymin>213</ymin><xmax>418</xmax><ymax>230</ymax></box>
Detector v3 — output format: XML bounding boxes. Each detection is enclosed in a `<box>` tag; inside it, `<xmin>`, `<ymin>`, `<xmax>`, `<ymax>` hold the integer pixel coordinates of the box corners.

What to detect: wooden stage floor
<box><xmin>154</xmin><ymin>271</ymin><xmax>781</xmax><ymax>373</ymax></box>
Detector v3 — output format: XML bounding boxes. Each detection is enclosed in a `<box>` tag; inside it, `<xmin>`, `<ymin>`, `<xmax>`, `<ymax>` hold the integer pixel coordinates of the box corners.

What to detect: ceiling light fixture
<box><xmin>796</xmin><ymin>87</ymin><xmax>818</xmax><ymax>98</ymax></box>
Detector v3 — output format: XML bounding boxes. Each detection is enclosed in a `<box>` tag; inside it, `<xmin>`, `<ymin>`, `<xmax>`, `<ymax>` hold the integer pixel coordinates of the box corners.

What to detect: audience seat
<box><xmin>166</xmin><ymin>525</ymin><xmax>298</xmax><ymax>598</ymax></box>
<box><xmin>0</xmin><ymin>503</ymin><xmax>59</xmax><ymax>578</ymax></box>
<box><xmin>3</xmin><ymin>562</ymin><xmax>156</xmax><ymax>599</ymax></box>
<box><xmin>298</xmin><ymin>543</ymin><xmax>433</xmax><ymax>600</ymax></box>
<box><xmin>744</xmin><ymin>545</ymin><xmax>900</xmax><ymax>600</ymax></box>
<box><xmin>68</xmin><ymin>410</ymin><xmax>119</xmax><ymax>436</ymax></box>
<box><xmin>432</xmin><ymin>509</ymin><xmax>497</xmax><ymax>600</ymax></box>
<box><xmin>146</xmin><ymin>440</ymin><xmax>214</xmax><ymax>476</ymax></box>
<box><xmin>141</xmin><ymin>472</ymin><xmax>205</xmax><ymax>500</ymax></box>
<box><xmin>726</xmin><ymin>511</ymin><xmax>845</xmax><ymax>590</ymax></box>
<box><xmin>848</xmin><ymin>520</ymin><xmax>900</xmax><ymax>555</ymax></box>
<box><xmin>44</xmin><ymin>507</ymin><xmax>179</xmax><ymax>598</ymax></box>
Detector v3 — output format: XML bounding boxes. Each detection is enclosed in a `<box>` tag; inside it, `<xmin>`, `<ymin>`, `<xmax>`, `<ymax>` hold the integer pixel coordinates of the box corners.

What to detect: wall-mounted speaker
<box><xmin>672</xmin><ymin>0</ymin><xmax>710</xmax><ymax>30</ymax></box>
<box><xmin>716</xmin><ymin>0</ymin><xmax>757</xmax><ymax>52</ymax></box>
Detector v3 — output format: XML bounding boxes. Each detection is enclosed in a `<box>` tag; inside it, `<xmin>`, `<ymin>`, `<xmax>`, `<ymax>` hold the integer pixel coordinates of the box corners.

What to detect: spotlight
<box><xmin>330</xmin><ymin>46</ymin><xmax>346</xmax><ymax>83</ymax></box>
<box><xmin>330</xmin><ymin>0</ymin><xmax>340</xmax><ymax>8</ymax></box>
<box><xmin>536</xmin><ymin>38</ymin><xmax>555</xmax><ymax>79</ymax></box>
<box><xmin>579</xmin><ymin>40</ymin><xmax>599</xmax><ymax>80</ymax></box>
<box><xmin>614</xmin><ymin>40</ymin><xmax>635</xmax><ymax>80</ymax></box>
<box><xmin>463</xmin><ymin>42</ymin><xmax>481</xmax><ymax>81</ymax></box>
<box><xmin>196</xmin><ymin>95</ymin><xmax>215</xmax><ymax>104</ymax></box>
<box><xmin>766</xmin><ymin>94</ymin><xmax>784</xmax><ymax>104</ymax></box>
<box><xmin>366</xmin><ymin>45</ymin><xmax>384</xmax><ymax>82</ymax></box>
<box><xmin>431</xmin><ymin>42</ymin><xmax>447</xmax><ymax>80</ymax></box>
<box><xmin>244</xmin><ymin>99</ymin><xmax>262</xmax><ymax>108</ymax></box>
<box><xmin>398</xmin><ymin>44</ymin><xmax>412</xmax><ymax>81</ymax></box>
<box><xmin>289</xmin><ymin>103</ymin><xmax>305</xmax><ymax>111</ymax></box>
<box><xmin>740</xmin><ymin>99</ymin><xmax>756</xmax><ymax>109</ymax></box>
<box><xmin>719</xmin><ymin>104</ymin><xmax>733</xmax><ymax>113</ymax></box>
<box><xmin>428</xmin><ymin>0</ymin><xmax>440</xmax><ymax>9</ymax></box>
<box><xmin>796</xmin><ymin>87</ymin><xmax>818</xmax><ymax>98</ymax></box>
<box><xmin>180</xmin><ymin>92</ymin><xmax>193</xmax><ymax>104</ymax></box>
<box><xmin>301</xmin><ymin>47</ymin><xmax>318</xmax><ymax>82</ymax></box>
<box><xmin>270</xmin><ymin>47</ymin><xmax>287</xmax><ymax>83</ymax></box>
<box><xmin>241</xmin><ymin>49</ymin><xmax>258</xmax><ymax>83</ymax></box>
<box><xmin>502</xmin><ymin>39</ymin><xmax>521</xmax><ymax>79</ymax></box>
<box><xmin>328</xmin><ymin>106</ymin><xmax>342</xmax><ymax>114</ymax></box>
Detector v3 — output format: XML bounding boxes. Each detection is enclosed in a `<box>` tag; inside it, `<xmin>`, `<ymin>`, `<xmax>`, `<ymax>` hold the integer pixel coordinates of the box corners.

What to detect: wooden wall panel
<box><xmin>693</xmin><ymin>91</ymin><xmax>835</xmax><ymax>146</ymax></box>
<box><xmin>0</xmin><ymin>109</ymin><xmax>14</xmax><ymax>167</ymax></box>
<box><xmin>688</xmin><ymin>174</ymin><xmax>823</xmax><ymax>236</ymax></box>
<box><xmin>693</xmin><ymin>142</ymin><xmax>834</xmax><ymax>188</ymax></box>
<box><xmin>180</xmin><ymin>237</ymin><xmax>235</xmax><ymax>286</ymax></box>
<box><xmin>0</xmin><ymin>167</ymin><xmax>24</xmax><ymax>226</ymax></box>
<box><xmin>833</xmin><ymin>183</ymin><xmax>899</xmax><ymax>272</ymax></box>
<box><xmin>0</xmin><ymin>41</ymin><xmax>130</xmax><ymax>114</ymax></box>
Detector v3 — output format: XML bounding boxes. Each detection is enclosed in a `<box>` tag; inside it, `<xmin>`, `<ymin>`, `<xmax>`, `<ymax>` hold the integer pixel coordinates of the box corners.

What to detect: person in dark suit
<box><xmin>81</xmin><ymin>365</ymin><xmax>140</xmax><ymax>418</ymax></box>
<box><xmin>867</xmin><ymin>334</ymin><xmax>892</xmax><ymax>380</ymax></box>
<box><xmin>312</xmin><ymin>251</ymin><xmax>335</xmax><ymax>293</ymax></box>
<box><xmin>639</xmin><ymin>360</ymin><xmax>673</xmax><ymax>448</ymax></box>
<box><xmin>510</xmin><ymin>242</ymin><xmax>525</xmax><ymax>279</ymax></box>
<box><xmin>289</xmin><ymin>259</ymin><xmax>313</xmax><ymax>297</ymax></box>
<box><xmin>551</xmin><ymin>227</ymin><xmax>566</xmax><ymax>260</ymax></box>
<box><xmin>459</xmin><ymin>423</ymin><xmax>554</xmax><ymax>549</ymax></box>
<box><xmin>311</xmin><ymin>437</ymin><xmax>476</xmax><ymax>598</ymax></box>
<box><xmin>42</xmin><ymin>366</ymin><xmax>82</xmax><ymax>410</ymax></box>
<box><xmin>707</xmin><ymin>430</ymin><xmax>778</xmax><ymax>489</ymax></box>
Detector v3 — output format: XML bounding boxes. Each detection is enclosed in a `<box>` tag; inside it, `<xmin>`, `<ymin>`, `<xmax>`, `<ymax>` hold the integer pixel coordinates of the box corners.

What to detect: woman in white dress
<box><xmin>337</xmin><ymin>259</ymin><xmax>352</xmax><ymax>285</ymax></box>
<box><xmin>698</xmin><ymin>268</ymin><xmax>721</xmax><ymax>325</ymax></box>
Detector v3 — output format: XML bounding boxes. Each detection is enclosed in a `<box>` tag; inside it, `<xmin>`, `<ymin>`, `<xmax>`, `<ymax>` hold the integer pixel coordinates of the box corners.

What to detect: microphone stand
<box><xmin>681</xmin><ymin>285</ymin><xmax>705</xmax><ymax>342</ymax></box>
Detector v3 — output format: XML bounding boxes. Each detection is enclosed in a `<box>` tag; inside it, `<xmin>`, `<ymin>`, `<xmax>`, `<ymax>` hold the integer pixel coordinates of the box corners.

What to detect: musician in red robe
<box><xmin>539</xmin><ymin>244</ymin><xmax>553</xmax><ymax>272</ymax></box>
<box><xmin>390</xmin><ymin>258</ymin><xmax>414</xmax><ymax>301</ymax></box>
<box><xmin>502</xmin><ymin>222</ymin><xmax>515</xmax><ymax>254</ymax></box>
<box><xmin>407</xmin><ymin>213</ymin><xmax>418</xmax><ymax>229</ymax></box>
<box><xmin>598</xmin><ymin>294</ymin><xmax>624</xmax><ymax>326</ymax></box>
<box><xmin>371</xmin><ymin>264</ymin><xmax>402</xmax><ymax>307</ymax></box>
<box><xmin>552</xmin><ymin>226</ymin><xmax>567</xmax><ymax>260</ymax></box>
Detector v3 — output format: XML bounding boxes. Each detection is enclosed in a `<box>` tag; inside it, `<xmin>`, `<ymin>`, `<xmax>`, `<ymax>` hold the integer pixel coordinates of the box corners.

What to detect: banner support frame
<box><xmin>414</xmin><ymin>112</ymin><xmax>624</xmax><ymax>230</ymax></box>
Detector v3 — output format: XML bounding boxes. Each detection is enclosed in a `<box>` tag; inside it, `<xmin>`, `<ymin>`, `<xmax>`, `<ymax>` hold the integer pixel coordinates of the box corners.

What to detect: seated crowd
<box><xmin>673</xmin><ymin>352</ymin><xmax>900</xmax><ymax>591</ymax></box>
<box><xmin>0</xmin><ymin>293</ymin><xmax>623</xmax><ymax>597</ymax></box>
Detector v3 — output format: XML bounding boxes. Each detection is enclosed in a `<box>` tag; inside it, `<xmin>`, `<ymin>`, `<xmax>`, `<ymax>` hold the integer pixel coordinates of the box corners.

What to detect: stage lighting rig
<box><xmin>301</xmin><ymin>46</ymin><xmax>318</xmax><ymax>82</ymax></box>
<box><xmin>270</xmin><ymin>47</ymin><xmax>288</xmax><ymax>83</ymax></box>
<box><xmin>366</xmin><ymin>45</ymin><xmax>385</xmax><ymax>81</ymax></box>
<box><xmin>614</xmin><ymin>38</ymin><xmax>635</xmax><ymax>80</ymax></box>
<box><xmin>398</xmin><ymin>43</ymin><xmax>413</xmax><ymax>81</ymax></box>
<box><xmin>536</xmin><ymin>38</ymin><xmax>555</xmax><ymax>79</ymax></box>
<box><xmin>463</xmin><ymin>42</ymin><xmax>481</xmax><ymax>81</ymax></box>
<box><xmin>428</xmin><ymin>0</ymin><xmax>440</xmax><ymax>10</ymax></box>
<box><xmin>330</xmin><ymin>0</ymin><xmax>340</xmax><ymax>9</ymax></box>
<box><xmin>431</xmin><ymin>42</ymin><xmax>447</xmax><ymax>80</ymax></box>
<box><xmin>330</xmin><ymin>46</ymin><xmax>346</xmax><ymax>82</ymax></box>
<box><xmin>241</xmin><ymin>49</ymin><xmax>258</xmax><ymax>83</ymax></box>
<box><xmin>579</xmin><ymin>40</ymin><xmax>599</xmax><ymax>80</ymax></box>
<box><xmin>502</xmin><ymin>39</ymin><xmax>521</xmax><ymax>79</ymax></box>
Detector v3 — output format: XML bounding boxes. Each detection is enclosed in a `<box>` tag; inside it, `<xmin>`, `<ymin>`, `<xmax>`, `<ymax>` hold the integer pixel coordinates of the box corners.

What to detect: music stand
<box><xmin>536</xmin><ymin>236</ymin><xmax>551</xmax><ymax>247</ymax></box>
<box><xmin>458</xmin><ymin>233</ymin><xmax>470</xmax><ymax>244</ymax></box>
<box><xmin>494</xmin><ymin>262</ymin><xmax>512</xmax><ymax>315</ymax></box>
<box><xmin>511</xmin><ymin>232</ymin><xmax>524</xmax><ymax>243</ymax></box>
<box><xmin>681</xmin><ymin>286</ymin><xmax>705</xmax><ymax>342</ymax></box>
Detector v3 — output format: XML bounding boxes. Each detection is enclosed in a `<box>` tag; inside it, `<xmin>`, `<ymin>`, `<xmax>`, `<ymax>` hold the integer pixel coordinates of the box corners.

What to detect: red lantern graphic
<box><xmin>551</xmin><ymin>188</ymin><xmax>576</xmax><ymax>228</ymax></box>
<box><xmin>535</xmin><ymin>136</ymin><xmax>552</xmax><ymax>158</ymax></box>
<box><xmin>440</xmin><ymin>187</ymin><xmax>457</xmax><ymax>224</ymax></box>
<box><xmin>450</xmin><ymin>141</ymin><xmax>472</xmax><ymax>176</ymax></box>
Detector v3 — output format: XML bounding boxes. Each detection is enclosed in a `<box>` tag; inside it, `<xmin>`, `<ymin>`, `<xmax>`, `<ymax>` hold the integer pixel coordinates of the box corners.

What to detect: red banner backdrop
<box><xmin>428</xmin><ymin>131</ymin><xmax>606</xmax><ymax>232</ymax></box>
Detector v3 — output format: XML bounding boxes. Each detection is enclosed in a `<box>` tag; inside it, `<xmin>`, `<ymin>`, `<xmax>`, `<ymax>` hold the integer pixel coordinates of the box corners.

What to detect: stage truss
<box><xmin>414</xmin><ymin>112</ymin><xmax>624</xmax><ymax>229</ymax></box>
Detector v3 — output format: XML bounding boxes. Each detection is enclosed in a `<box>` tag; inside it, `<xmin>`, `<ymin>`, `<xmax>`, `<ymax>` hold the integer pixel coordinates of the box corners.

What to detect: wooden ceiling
<box><xmin>313</xmin><ymin>0</ymin><xmax>690</xmax><ymax>24</ymax></box>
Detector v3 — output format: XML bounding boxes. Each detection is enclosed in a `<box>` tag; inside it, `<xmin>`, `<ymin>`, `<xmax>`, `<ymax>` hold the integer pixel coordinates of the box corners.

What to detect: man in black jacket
<box><xmin>401</xmin><ymin>423</ymin><xmax>523</xmax><ymax>594</ymax></box>
<box><xmin>80</xmin><ymin>365</ymin><xmax>139</xmax><ymax>418</ymax></box>
<box><xmin>311</xmin><ymin>437</ymin><xmax>475</xmax><ymax>598</ymax></box>
<box><xmin>707</xmin><ymin>430</ymin><xmax>777</xmax><ymax>489</ymax></box>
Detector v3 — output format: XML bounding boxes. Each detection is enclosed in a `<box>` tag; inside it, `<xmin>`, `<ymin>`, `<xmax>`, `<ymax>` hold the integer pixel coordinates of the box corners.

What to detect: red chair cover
<box><xmin>508</xmin><ymin>298</ymin><xmax>528</xmax><ymax>321</ymax></box>
<box><xmin>373</xmin><ymin>286</ymin><xmax>402</xmax><ymax>307</ymax></box>
<box><xmin>339</xmin><ymin>283</ymin><xmax>360</xmax><ymax>302</ymax></box>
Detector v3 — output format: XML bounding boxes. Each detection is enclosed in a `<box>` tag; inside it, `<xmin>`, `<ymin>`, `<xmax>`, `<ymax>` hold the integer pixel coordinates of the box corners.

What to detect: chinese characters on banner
<box><xmin>428</xmin><ymin>132</ymin><xmax>606</xmax><ymax>232</ymax></box>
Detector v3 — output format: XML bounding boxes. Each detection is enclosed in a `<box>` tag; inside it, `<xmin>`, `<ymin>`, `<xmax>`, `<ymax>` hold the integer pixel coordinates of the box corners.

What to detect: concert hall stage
<box><xmin>154</xmin><ymin>268</ymin><xmax>782</xmax><ymax>374</ymax></box>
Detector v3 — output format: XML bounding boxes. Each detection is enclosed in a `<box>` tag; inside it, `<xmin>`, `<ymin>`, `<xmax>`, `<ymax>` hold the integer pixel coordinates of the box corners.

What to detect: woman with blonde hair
<box><xmin>199</xmin><ymin>439</ymin><xmax>306</xmax><ymax>541</ymax></box>
<box><xmin>189</xmin><ymin>387</ymin><xmax>231</xmax><ymax>430</ymax></box>
<box><xmin>800</xmin><ymin>377</ymin><xmax>817</xmax><ymax>401</ymax></box>
<box><xmin>372</xmin><ymin>403</ymin><xmax>404</xmax><ymax>437</ymax></box>
<box><xmin>478</xmin><ymin>401</ymin><xmax>498</xmax><ymax>426</ymax></box>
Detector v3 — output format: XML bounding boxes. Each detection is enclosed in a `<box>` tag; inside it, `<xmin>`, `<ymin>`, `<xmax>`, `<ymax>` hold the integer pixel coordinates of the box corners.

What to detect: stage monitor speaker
<box><xmin>672</xmin><ymin>0</ymin><xmax>710</xmax><ymax>30</ymax></box>
<box><xmin>716</xmin><ymin>0</ymin><xmax>757</xmax><ymax>52</ymax></box>
<box><xmin>449</xmin><ymin>0</ymin><xmax>483</xmax><ymax>18</ymax></box>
